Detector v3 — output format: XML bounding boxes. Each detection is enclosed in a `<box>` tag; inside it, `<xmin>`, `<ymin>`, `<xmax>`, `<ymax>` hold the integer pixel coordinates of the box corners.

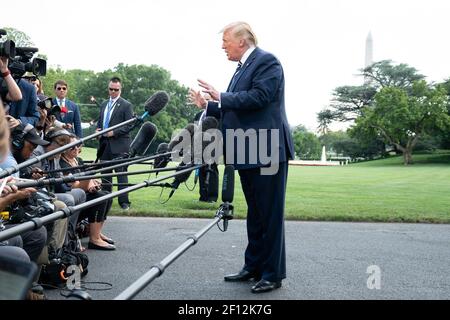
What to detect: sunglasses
<box><xmin>109</xmin><ymin>87</ymin><xmax>120</xmax><ymax>92</ymax></box>
<box><xmin>56</xmin><ymin>87</ymin><xmax>67</xmax><ymax>91</ymax></box>
<box><xmin>70</xmin><ymin>145</ymin><xmax>81</xmax><ymax>151</ymax></box>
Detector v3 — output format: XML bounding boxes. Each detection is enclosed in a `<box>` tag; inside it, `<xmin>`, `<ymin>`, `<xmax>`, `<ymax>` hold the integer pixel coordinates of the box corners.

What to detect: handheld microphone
<box><xmin>193</xmin><ymin>117</ymin><xmax>219</xmax><ymax>165</ymax></box>
<box><xmin>199</xmin><ymin>117</ymin><xmax>219</xmax><ymax>132</ymax></box>
<box><xmin>154</xmin><ymin>143</ymin><xmax>170</xmax><ymax>176</ymax></box>
<box><xmin>194</xmin><ymin>168</ymin><xmax>199</xmax><ymax>185</ymax></box>
<box><xmin>129</xmin><ymin>122</ymin><xmax>158</xmax><ymax>157</ymax></box>
<box><xmin>221</xmin><ymin>165</ymin><xmax>235</xmax><ymax>231</ymax></box>
<box><xmin>140</xmin><ymin>91</ymin><xmax>170</xmax><ymax>120</ymax></box>
<box><xmin>167</xmin><ymin>123</ymin><xmax>196</xmax><ymax>152</ymax></box>
<box><xmin>222</xmin><ymin>165</ymin><xmax>235</xmax><ymax>203</ymax></box>
<box><xmin>168</xmin><ymin>163</ymin><xmax>194</xmax><ymax>198</ymax></box>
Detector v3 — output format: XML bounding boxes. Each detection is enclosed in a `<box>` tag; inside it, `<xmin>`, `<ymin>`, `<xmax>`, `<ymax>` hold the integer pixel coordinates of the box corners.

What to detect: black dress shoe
<box><xmin>88</xmin><ymin>242</ymin><xmax>116</xmax><ymax>251</ymax></box>
<box><xmin>224</xmin><ymin>270</ymin><xmax>260</xmax><ymax>282</ymax></box>
<box><xmin>120</xmin><ymin>203</ymin><xmax>130</xmax><ymax>211</ymax></box>
<box><xmin>101</xmin><ymin>237</ymin><xmax>115</xmax><ymax>245</ymax></box>
<box><xmin>251</xmin><ymin>279</ymin><xmax>282</xmax><ymax>293</ymax></box>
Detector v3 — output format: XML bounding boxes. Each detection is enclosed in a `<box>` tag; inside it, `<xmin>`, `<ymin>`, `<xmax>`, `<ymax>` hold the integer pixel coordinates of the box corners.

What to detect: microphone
<box><xmin>199</xmin><ymin>117</ymin><xmax>219</xmax><ymax>132</ymax></box>
<box><xmin>153</xmin><ymin>142</ymin><xmax>170</xmax><ymax>173</ymax></box>
<box><xmin>129</xmin><ymin>122</ymin><xmax>158</xmax><ymax>157</ymax></box>
<box><xmin>167</xmin><ymin>123</ymin><xmax>196</xmax><ymax>152</ymax></box>
<box><xmin>222</xmin><ymin>165</ymin><xmax>235</xmax><ymax>203</ymax></box>
<box><xmin>221</xmin><ymin>165</ymin><xmax>235</xmax><ymax>231</ymax></box>
<box><xmin>140</xmin><ymin>91</ymin><xmax>170</xmax><ymax>120</ymax></box>
<box><xmin>193</xmin><ymin>117</ymin><xmax>220</xmax><ymax>164</ymax></box>
<box><xmin>168</xmin><ymin>163</ymin><xmax>194</xmax><ymax>198</ymax></box>
<box><xmin>194</xmin><ymin>168</ymin><xmax>199</xmax><ymax>185</ymax></box>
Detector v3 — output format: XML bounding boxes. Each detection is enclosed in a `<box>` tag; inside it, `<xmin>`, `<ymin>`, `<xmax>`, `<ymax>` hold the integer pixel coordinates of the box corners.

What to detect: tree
<box><xmin>317</xmin><ymin>60</ymin><xmax>425</xmax><ymax>128</ymax></box>
<box><xmin>1</xmin><ymin>27</ymin><xmax>34</xmax><ymax>47</ymax></box>
<box><xmin>349</xmin><ymin>81</ymin><xmax>450</xmax><ymax>165</ymax></box>
<box><xmin>292</xmin><ymin>125</ymin><xmax>321</xmax><ymax>159</ymax></box>
<box><xmin>39</xmin><ymin>63</ymin><xmax>197</xmax><ymax>151</ymax></box>
<box><xmin>319</xmin><ymin>130</ymin><xmax>384</xmax><ymax>159</ymax></box>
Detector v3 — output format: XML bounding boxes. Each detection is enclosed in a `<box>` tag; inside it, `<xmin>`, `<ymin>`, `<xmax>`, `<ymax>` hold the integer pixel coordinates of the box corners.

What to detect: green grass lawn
<box><xmin>80</xmin><ymin>148</ymin><xmax>450</xmax><ymax>223</ymax></box>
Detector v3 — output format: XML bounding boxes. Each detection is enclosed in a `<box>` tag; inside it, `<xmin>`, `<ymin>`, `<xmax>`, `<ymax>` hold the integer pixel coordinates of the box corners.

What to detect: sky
<box><xmin>2</xmin><ymin>0</ymin><xmax>450</xmax><ymax>131</ymax></box>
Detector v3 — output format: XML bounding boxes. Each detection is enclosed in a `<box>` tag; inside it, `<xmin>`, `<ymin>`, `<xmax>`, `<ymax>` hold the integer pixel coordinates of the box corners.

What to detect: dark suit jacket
<box><xmin>52</xmin><ymin>98</ymin><xmax>83</xmax><ymax>137</ymax></box>
<box><xmin>8</xmin><ymin>79</ymin><xmax>40</xmax><ymax>126</ymax></box>
<box><xmin>206</xmin><ymin>47</ymin><xmax>295</xmax><ymax>170</ymax></box>
<box><xmin>97</xmin><ymin>96</ymin><xmax>134</xmax><ymax>155</ymax></box>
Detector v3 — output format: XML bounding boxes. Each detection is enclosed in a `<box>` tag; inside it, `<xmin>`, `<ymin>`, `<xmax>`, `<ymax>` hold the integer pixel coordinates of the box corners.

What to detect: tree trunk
<box><xmin>402</xmin><ymin>148</ymin><xmax>413</xmax><ymax>165</ymax></box>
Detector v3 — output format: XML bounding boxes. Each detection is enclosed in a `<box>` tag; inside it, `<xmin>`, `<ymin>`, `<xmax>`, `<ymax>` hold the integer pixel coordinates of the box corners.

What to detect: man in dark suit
<box><xmin>7</xmin><ymin>78</ymin><xmax>40</xmax><ymax>126</ymax></box>
<box><xmin>96</xmin><ymin>77</ymin><xmax>134</xmax><ymax>210</ymax></box>
<box><xmin>52</xmin><ymin>80</ymin><xmax>83</xmax><ymax>138</ymax></box>
<box><xmin>189</xmin><ymin>22</ymin><xmax>295</xmax><ymax>293</ymax></box>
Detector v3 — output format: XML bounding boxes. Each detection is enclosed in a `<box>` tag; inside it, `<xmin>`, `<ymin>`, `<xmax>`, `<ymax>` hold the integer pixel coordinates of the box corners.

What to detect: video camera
<box><xmin>0</xmin><ymin>30</ymin><xmax>15</xmax><ymax>59</ymax></box>
<box><xmin>6</xmin><ymin>189</ymin><xmax>56</xmax><ymax>224</ymax></box>
<box><xmin>0</xmin><ymin>29</ymin><xmax>47</xmax><ymax>100</ymax></box>
<box><xmin>37</xmin><ymin>97</ymin><xmax>61</xmax><ymax>117</ymax></box>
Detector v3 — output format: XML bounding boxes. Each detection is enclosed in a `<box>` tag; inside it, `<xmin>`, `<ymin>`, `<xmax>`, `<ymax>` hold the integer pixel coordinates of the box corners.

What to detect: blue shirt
<box><xmin>0</xmin><ymin>152</ymin><xmax>20</xmax><ymax>178</ymax></box>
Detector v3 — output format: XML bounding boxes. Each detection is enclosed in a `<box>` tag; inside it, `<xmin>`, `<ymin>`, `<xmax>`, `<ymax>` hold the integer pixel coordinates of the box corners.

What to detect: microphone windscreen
<box><xmin>154</xmin><ymin>143</ymin><xmax>170</xmax><ymax>169</ymax></box>
<box><xmin>156</xmin><ymin>142</ymin><xmax>169</xmax><ymax>154</ymax></box>
<box><xmin>144</xmin><ymin>91</ymin><xmax>170</xmax><ymax>116</ymax></box>
<box><xmin>200</xmin><ymin>117</ymin><xmax>219</xmax><ymax>132</ymax></box>
<box><xmin>221</xmin><ymin>165</ymin><xmax>235</xmax><ymax>203</ymax></box>
<box><xmin>168</xmin><ymin>123</ymin><xmax>196</xmax><ymax>152</ymax></box>
<box><xmin>129</xmin><ymin>122</ymin><xmax>158</xmax><ymax>157</ymax></box>
<box><xmin>172</xmin><ymin>162</ymin><xmax>193</xmax><ymax>187</ymax></box>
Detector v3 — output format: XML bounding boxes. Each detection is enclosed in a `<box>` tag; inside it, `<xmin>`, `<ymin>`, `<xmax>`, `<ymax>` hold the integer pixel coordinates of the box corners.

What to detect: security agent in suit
<box><xmin>96</xmin><ymin>77</ymin><xmax>134</xmax><ymax>210</ymax></box>
<box><xmin>52</xmin><ymin>80</ymin><xmax>83</xmax><ymax>138</ymax></box>
<box><xmin>189</xmin><ymin>22</ymin><xmax>295</xmax><ymax>293</ymax></box>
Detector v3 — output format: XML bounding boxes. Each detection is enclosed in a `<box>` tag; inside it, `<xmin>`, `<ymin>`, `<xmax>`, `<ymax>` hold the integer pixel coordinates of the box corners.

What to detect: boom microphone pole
<box><xmin>0</xmin><ymin>164</ymin><xmax>203</xmax><ymax>242</ymax></box>
<box><xmin>12</xmin><ymin>167</ymin><xmax>181</xmax><ymax>189</ymax></box>
<box><xmin>41</xmin><ymin>121</ymin><xmax>157</xmax><ymax>175</ymax></box>
<box><xmin>114</xmin><ymin>165</ymin><xmax>235</xmax><ymax>300</ymax></box>
<box><xmin>41</xmin><ymin>155</ymin><xmax>151</xmax><ymax>175</ymax></box>
<box><xmin>0</xmin><ymin>91</ymin><xmax>170</xmax><ymax>179</ymax></box>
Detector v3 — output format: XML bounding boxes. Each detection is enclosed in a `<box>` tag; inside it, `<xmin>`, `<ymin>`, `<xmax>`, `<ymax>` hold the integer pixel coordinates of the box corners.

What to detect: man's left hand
<box><xmin>198</xmin><ymin>79</ymin><xmax>220</xmax><ymax>101</ymax></box>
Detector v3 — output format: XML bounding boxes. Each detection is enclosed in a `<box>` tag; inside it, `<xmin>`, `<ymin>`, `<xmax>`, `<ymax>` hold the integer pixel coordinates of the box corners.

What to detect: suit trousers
<box><xmin>99</xmin><ymin>150</ymin><xmax>130</xmax><ymax>206</ymax></box>
<box><xmin>238</xmin><ymin>161</ymin><xmax>288</xmax><ymax>282</ymax></box>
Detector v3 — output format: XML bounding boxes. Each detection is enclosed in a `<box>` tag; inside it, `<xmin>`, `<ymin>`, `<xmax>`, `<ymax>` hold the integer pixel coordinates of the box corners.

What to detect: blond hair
<box><xmin>221</xmin><ymin>21</ymin><xmax>258</xmax><ymax>46</ymax></box>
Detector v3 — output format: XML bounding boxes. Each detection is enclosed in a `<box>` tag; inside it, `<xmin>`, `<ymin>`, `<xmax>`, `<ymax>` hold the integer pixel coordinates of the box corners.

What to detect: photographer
<box><xmin>7</xmin><ymin>123</ymin><xmax>71</xmax><ymax>263</ymax></box>
<box><xmin>23</xmin><ymin>72</ymin><xmax>46</xmax><ymax>101</ymax></box>
<box><xmin>0</xmin><ymin>101</ymin><xmax>47</xmax><ymax>297</ymax></box>
<box><xmin>0</xmin><ymin>56</ymin><xmax>22</xmax><ymax>102</ymax></box>
<box><xmin>60</xmin><ymin>136</ymin><xmax>115</xmax><ymax>250</ymax></box>
<box><xmin>7</xmin><ymin>76</ymin><xmax>40</xmax><ymax>127</ymax></box>
<box><xmin>28</xmin><ymin>128</ymin><xmax>86</xmax><ymax>243</ymax></box>
<box><xmin>34</xmin><ymin>96</ymin><xmax>57</xmax><ymax>137</ymax></box>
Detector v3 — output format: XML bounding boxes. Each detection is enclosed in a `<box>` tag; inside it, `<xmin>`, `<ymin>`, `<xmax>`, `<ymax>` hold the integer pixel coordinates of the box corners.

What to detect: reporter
<box><xmin>60</xmin><ymin>137</ymin><xmax>115</xmax><ymax>250</ymax></box>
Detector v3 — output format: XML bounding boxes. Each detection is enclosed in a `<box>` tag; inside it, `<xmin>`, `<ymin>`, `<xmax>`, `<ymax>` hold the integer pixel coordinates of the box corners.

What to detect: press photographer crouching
<box><xmin>60</xmin><ymin>136</ymin><xmax>115</xmax><ymax>250</ymax></box>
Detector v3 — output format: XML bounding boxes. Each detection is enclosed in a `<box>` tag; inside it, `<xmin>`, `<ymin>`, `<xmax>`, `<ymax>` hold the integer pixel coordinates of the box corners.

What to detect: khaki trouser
<box><xmin>36</xmin><ymin>200</ymin><xmax>68</xmax><ymax>265</ymax></box>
